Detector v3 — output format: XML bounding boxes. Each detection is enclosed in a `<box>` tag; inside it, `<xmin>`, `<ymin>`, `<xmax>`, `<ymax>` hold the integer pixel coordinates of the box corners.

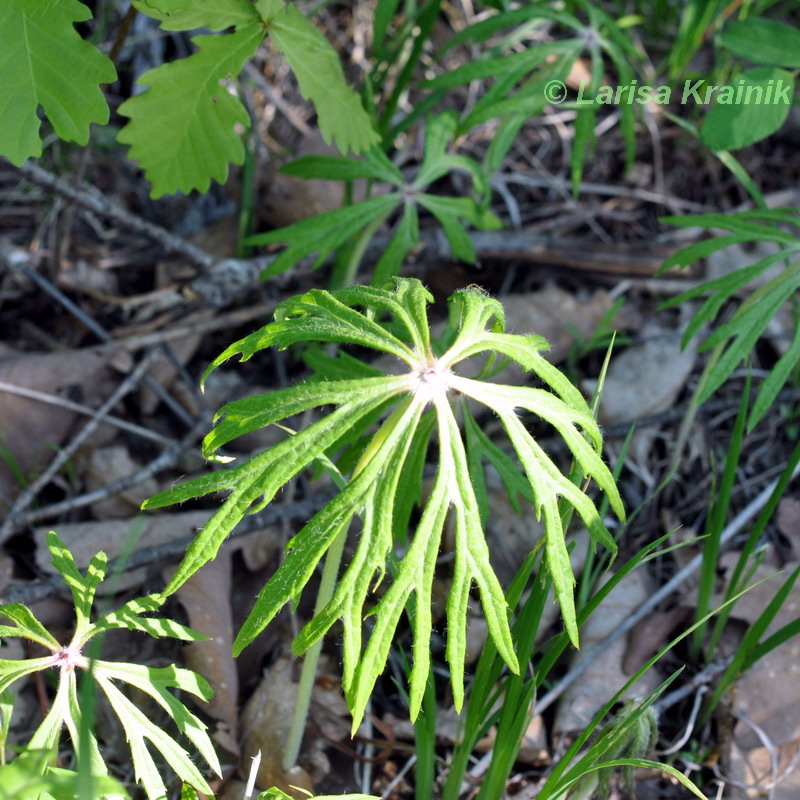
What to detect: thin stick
<box><xmin>0</xmin><ymin>380</ymin><xmax>177</xmax><ymax>448</ymax></box>
<box><xmin>13</xmin><ymin>262</ymin><xmax>197</xmax><ymax>429</ymax></box>
<box><xmin>13</xmin><ymin>161</ymin><xmax>217</xmax><ymax>271</ymax></box>
<box><xmin>0</xmin><ymin>350</ymin><xmax>162</xmax><ymax>543</ymax></box>
<box><xmin>2</xmin><ymin>489</ymin><xmax>335</xmax><ymax>605</ymax></box>
<box><xmin>3</xmin><ymin>426</ymin><xmax>200</xmax><ymax>533</ymax></box>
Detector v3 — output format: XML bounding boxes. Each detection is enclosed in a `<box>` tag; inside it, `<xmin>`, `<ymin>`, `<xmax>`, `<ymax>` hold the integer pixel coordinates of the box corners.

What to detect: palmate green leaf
<box><xmin>0</xmin><ymin>604</ymin><xmax>59</xmax><ymax>651</ymax></box>
<box><xmin>90</xmin><ymin>595</ymin><xmax>207</xmax><ymax>642</ymax></box>
<box><xmin>0</xmin><ymin>750</ymin><xmax>128</xmax><ymax>800</ymax></box>
<box><xmin>160</xmin><ymin>378</ymin><xmax>409</xmax><ymax>597</ymax></box>
<box><xmin>657</xmin><ymin>211</ymin><xmax>800</xmax><ymax>409</ymax></box>
<box><xmin>251</xmin><ymin>112</ymin><xmax>495</xmax><ymax>284</ymax></box>
<box><xmin>118</xmin><ymin>25</ymin><xmax>262</xmax><ymax>198</ymax></box>
<box><xmin>660</xmin><ymin>212</ymin><xmax>798</xmax><ymax>243</ymax></box>
<box><xmin>131</xmin><ymin>0</ymin><xmax>258</xmax><ymax>31</ymax></box>
<box><xmin>464</xmin><ymin>407</ymin><xmax>534</xmax><ymax>522</ymax></box>
<box><xmin>438</xmin><ymin>4</ymin><xmax>579</xmax><ymax>53</ymax></box>
<box><xmin>99</xmin><ymin>677</ymin><xmax>214</xmax><ymax>799</ymax></box>
<box><xmin>203</xmin><ymin>378</ymin><xmax>406</xmax><ymax>455</ymax></box>
<box><xmin>0</xmin><ymin>657</ymin><xmax>54</xmax><ymax>695</ymax></box>
<box><xmin>280</xmin><ymin>149</ymin><xmax>404</xmax><ymax>184</ymax></box>
<box><xmin>287</xmin><ymin>401</ymin><xmax>426</xmax><ymax>694</ymax></box>
<box><xmin>96</xmin><ymin>661</ymin><xmax>220</xmax><ymax>778</ymax></box>
<box><xmin>438</xmin><ymin>395</ymin><xmax>518</xmax><ymax>710</ymax></box>
<box><xmin>249</xmin><ymin>194</ymin><xmax>401</xmax><ymax>278</ymax></box>
<box><xmin>423</xmin><ymin>41</ymin><xmax>571</xmax><ymax>88</ymax></box>
<box><xmin>696</xmin><ymin>262</ymin><xmax>800</xmax><ymax>404</ymax></box>
<box><xmin>372</xmin><ymin>202</ymin><xmax>420</xmax><ymax>285</ymax></box>
<box><xmin>148</xmin><ymin>279</ymin><xmax>622</xmax><ymax>731</ymax></box>
<box><xmin>0</xmin><ymin>1</ymin><xmax>116</xmax><ymax>165</ymax></box>
<box><xmin>258</xmin><ymin>0</ymin><xmax>379</xmax><ymax>154</ymax></box>
<box><xmin>0</xmin><ymin>534</ymin><xmax>221</xmax><ymax>800</ymax></box>
<box><xmin>47</xmin><ymin>530</ymin><xmax>106</xmax><ymax>628</ymax></box>
<box><xmin>202</xmin><ymin>283</ymin><xmax>426</xmax><ymax>377</ymax></box>
<box><xmin>749</xmin><ymin>314</ymin><xmax>800</xmax><ymax>430</ymax></box>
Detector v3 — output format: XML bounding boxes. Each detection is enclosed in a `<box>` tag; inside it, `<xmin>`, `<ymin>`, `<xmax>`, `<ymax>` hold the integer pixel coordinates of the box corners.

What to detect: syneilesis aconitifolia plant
<box><xmin>143</xmin><ymin>277</ymin><xmax>625</xmax><ymax>738</ymax></box>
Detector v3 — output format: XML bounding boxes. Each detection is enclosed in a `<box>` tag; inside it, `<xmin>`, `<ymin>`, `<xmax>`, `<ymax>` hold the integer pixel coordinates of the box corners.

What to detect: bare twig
<box><xmin>9</xmin><ymin>259</ymin><xmax>197</xmax><ymax>429</ymax></box>
<box><xmin>0</xmin><ymin>380</ymin><xmax>177</xmax><ymax>448</ymax></box>
<box><xmin>13</xmin><ymin>160</ymin><xmax>217</xmax><ymax>271</ymax></box>
<box><xmin>6</xmin><ymin>159</ymin><xmax>700</xmax><ymax>311</ymax></box>
<box><xmin>0</xmin><ymin>349</ymin><xmax>163</xmax><ymax>543</ymax></box>
<box><xmin>1</xmin><ymin>488</ymin><xmax>335</xmax><ymax>605</ymax></box>
<box><xmin>3</xmin><ymin>424</ymin><xmax>202</xmax><ymax>532</ymax></box>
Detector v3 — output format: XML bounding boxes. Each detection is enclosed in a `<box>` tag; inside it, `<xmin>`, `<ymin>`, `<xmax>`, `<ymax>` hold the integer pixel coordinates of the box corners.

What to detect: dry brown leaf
<box><xmin>138</xmin><ymin>309</ymin><xmax>213</xmax><ymax>415</ymax></box>
<box><xmin>622</xmin><ymin>607</ymin><xmax>688</xmax><ymax>676</ymax></box>
<box><xmin>553</xmin><ymin>569</ymin><xmax>661</xmax><ymax>735</ymax></box>
<box><xmin>34</xmin><ymin>511</ymin><xmax>286</xmax><ymax>593</ymax></box>
<box><xmin>500</xmin><ymin>285</ymin><xmax>623</xmax><ymax>366</ymax></box>
<box><xmin>34</xmin><ymin>511</ymin><xmax>212</xmax><ymax>592</ymax></box>
<box><xmin>240</xmin><ymin>652</ymin><xmax>315</xmax><ymax>797</ymax></box>
<box><xmin>261</xmin><ymin>130</ymin><xmax>368</xmax><ymax>228</ymax></box>
<box><xmin>82</xmin><ymin>445</ymin><xmax>159</xmax><ymax>518</ymax></box>
<box><xmin>725</xmin><ymin>738</ymin><xmax>800</xmax><ymax>800</ymax></box>
<box><xmin>170</xmin><ymin>553</ymin><xmax>240</xmax><ymax>755</ymax></box>
<box><xmin>776</xmin><ymin>496</ymin><xmax>800</xmax><ymax>560</ymax></box>
<box><xmin>583</xmin><ymin>320</ymin><xmax>698</xmax><ymax>426</ymax></box>
<box><xmin>714</xmin><ymin>555</ymin><xmax>800</xmax><ymax>750</ymax></box>
<box><xmin>238</xmin><ymin>652</ymin><xmax>351</xmax><ymax>794</ymax></box>
<box><xmin>0</xmin><ymin>348</ymin><xmax>119</xmax><ymax>505</ymax></box>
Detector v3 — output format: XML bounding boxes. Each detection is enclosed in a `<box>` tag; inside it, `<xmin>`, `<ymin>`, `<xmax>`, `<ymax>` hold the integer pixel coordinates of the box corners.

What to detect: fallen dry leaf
<box><xmin>34</xmin><ymin>511</ymin><xmax>213</xmax><ymax>593</ymax></box>
<box><xmin>82</xmin><ymin>445</ymin><xmax>159</xmax><ymax>518</ymax></box>
<box><xmin>776</xmin><ymin>496</ymin><xmax>800</xmax><ymax>560</ymax></box>
<box><xmin>138</xmin><ymin>309</ymin><xmax>213</xmax><ymax>415</ymax></box>
<box><xmin>714</xmin><ymin>554</ymin><xmax>800</xmax><ymax>750</ymax></box>
<box><xmin>240</xmin><ymin>652</ymin><xmax>315</xmax><ymax>797</ymax></box>
<box><xmin>260</xmin><ymin>130</ymin><xmax>369</xmax><ymax>229</ymax></box>
<box><xmin>500</xmin><ymin>285</ymin><xmax>626</xmax><ymax>366</ymax></box>
<box><xmin>725</xmin><ymin>738</ymin><xmax>800</xmax><ymax>800</ymax></box>
<box><xmin>553</xmin><ymin>568</ymin><xmax>661</xmax><ymax>735</ymax></box>
<box><xmin>584</xmin><ymin>320</ymin><xmax>697</xmax><ymax>426</ymax></box>
<box><xmin>170</xmin><ymin>553</ymin><xmax>240</xmax><ymax>755</ymax></box>
<box><xmin>0</xmin><ymin>348</ymin><xmax>119</xmax><ymax>506</ymax></box>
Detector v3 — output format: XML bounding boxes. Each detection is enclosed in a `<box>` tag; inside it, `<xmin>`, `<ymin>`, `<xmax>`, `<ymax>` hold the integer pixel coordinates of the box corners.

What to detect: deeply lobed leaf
<box><xmin>0</xmin><ymin>1</ymin><xmax>116</xmax><ymax>165</ymax></box>
<box><xmin>147</xmin><ymin>278</ymin><xmax>623</xmax><ymax>729</ymax></box>
<box><xmin>117</xmin><ymin>25</ymin><xmax>263</xmax><ymax>198</ymax></box>
<box><xmin>0</xmin><ymin>534</ymin><xmax>219</xmax><ymax>800</ymax></box>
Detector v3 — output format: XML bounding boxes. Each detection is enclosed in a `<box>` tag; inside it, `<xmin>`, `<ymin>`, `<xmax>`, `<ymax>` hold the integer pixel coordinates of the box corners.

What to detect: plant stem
<box><xmin>282</xmin><ymin>519</ymin><xmax>349</xmax><ymax>771</ymax></box>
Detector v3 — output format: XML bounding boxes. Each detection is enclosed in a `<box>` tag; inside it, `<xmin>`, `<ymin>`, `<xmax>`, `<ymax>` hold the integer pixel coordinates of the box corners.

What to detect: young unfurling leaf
<box><xmin>0</xmin><ymin>532</ymin><xmax>219</xmax><ymax>800</ymax></box>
